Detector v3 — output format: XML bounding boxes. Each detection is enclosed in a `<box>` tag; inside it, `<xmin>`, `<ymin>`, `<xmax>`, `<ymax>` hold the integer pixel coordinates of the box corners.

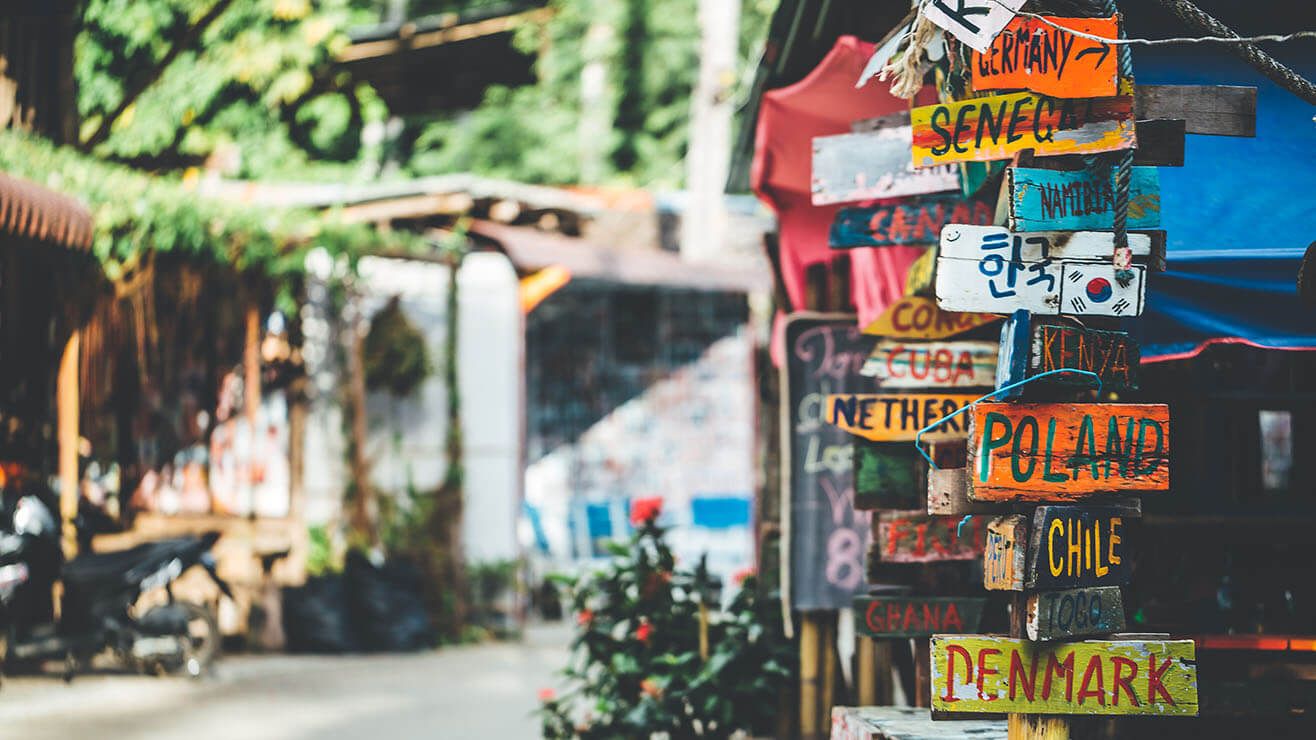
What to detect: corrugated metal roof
<box><xmin>0</xmin><ymin>170</ymin><xmax>93</xmax><ymax>252</ymax></box>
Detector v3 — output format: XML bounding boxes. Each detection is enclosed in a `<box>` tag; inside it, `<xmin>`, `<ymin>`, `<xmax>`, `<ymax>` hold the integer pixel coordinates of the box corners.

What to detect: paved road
<box><xmin>0</xmin><ymin>622</ymin><xmax>569</xmax><ymax>740</ymax></box>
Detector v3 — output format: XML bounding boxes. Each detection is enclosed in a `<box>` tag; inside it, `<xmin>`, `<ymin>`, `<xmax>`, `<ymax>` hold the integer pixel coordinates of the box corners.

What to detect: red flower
<box><xmin>538</xmin><ymin>687</ymin><xmax>557</xmax><ymax>702</ymax></box>
<box><xmin>634</xmin><ymin>620</ymin><xmax>654</xmax><ymax>643</ymax></box>
<box><xmin>640</xmin><ymin>678</ymin><xmax>662</xmax><ymax>699</ymax></box>
<box><xmin>732</xmin><ymin>567</ymin><xmax>755</xmax><ymax>586</ymax></box>
<box><xmin>576</xmin><ymin>609</ymin><xmax>594</xmax><ymax>626</ymax></box>
<box><xmin>630</xmin><ymin>497</ymin><xmax>663</xmax><ymax>526</ymax></box>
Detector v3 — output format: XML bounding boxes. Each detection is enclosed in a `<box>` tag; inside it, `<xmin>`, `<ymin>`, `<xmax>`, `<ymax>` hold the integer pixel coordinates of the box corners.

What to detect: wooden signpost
<box><xmin>812</xmin><ymin>128</ymin><xmax>960</xmax><ymax>205</ymax></box>
<box><xmin>921</xmin><ymin>0</ymin><xmax>1025</xmax><ymax>54</ymax></box>
<box><xmin>927</xmin><ymin>467</ymin><xmax>998</xmax><ymax>515</ymax></box>
<box><xmin>854</xmin><ymin>440</ymin><xmax>920</xmax><ymax>510</ymax></box>
<box><xmin>825</xmin><ymin>393</ymin><xmax>978</xmax><ymax>442</ymax></box>
<box><xmin>966</xmin><ymin>402</ymin><xmax>1169</xmax><ymax>500</ymax></box>
<box><xmin>972</xmin><ymin>16</ymin><xmax>1119</xmax><ymax>99</ymax></box>
<box><xmin>862</xmin><ymin>295</ymin><xmax>1000</xmax><ymax>339</ymax></box>
<box><xmin>930</xmin><ymin>636</ymin><xmax>1199</xmax><ymax>716</ymax></box>
<box><xmin>904</xmin><ymin>246</ymin><xmax>938</xmax><ymax>297</ymax></box>
<box><xmin>997</xmin><ymin>314</ymin><xmax>1141</xmax><ymax>398</ymax></box>
<box><xmin>1026</xmin><ymin>586</ymin><xmax>1126</xmax><ymax>641</ymax></box>
<box><xmin>1024</xmin><ymin>505</ymin><xmax>1135</xmax><ymax>590</ymax></box>
<box><xmin>861</xmin><ymin>340</ymin><xmax>997</xmax><ymax>388</ymax></box>
<box><xmin>984</xmin><ymin>514</ymin><xmax>1027</xmax><ymax>591</ymax></box>
<box><xmin>941</xmin><ymin>224</ymin><xmax>1155</xmax><ymax>261</ymax></box>
<box><xmin>1008</xmin><ymin>166</ymin><xmax>1161</xmax><ymax>231</ymax></box>
<box><xmin>910</xmin><ymin>91</ymin><xmax>1136</xmax><ymax>168</ymax></box>
<box><xmin>855</xmin><ymin>595</ymin><xmax>987</xmax><ymax>638</ymax></box>
<box><xmin>830</xmin><ymin>193</ymin><xmax>995</xmax><ymax>248</ymax></box>
<box><xmin>1134</xmin><ymin>84</ymin><xmax>1257</xmax><ymax>137</ymax></box>
<box><xmin>877</xmin><ymin>511</ymin><xmax>985</xmax><ymax>563</ymax></box>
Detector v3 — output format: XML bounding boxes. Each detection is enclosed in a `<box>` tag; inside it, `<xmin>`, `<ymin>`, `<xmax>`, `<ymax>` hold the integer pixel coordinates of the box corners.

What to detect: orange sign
<box><xmin>973</xmin><ymin>16</ymin><xmax>1120</xmax><ymax>99</ymax></box>
<box><xmin>862</xmin><ymin>296</ymin><xmax>999</xmax><ymax>339</ymax></box>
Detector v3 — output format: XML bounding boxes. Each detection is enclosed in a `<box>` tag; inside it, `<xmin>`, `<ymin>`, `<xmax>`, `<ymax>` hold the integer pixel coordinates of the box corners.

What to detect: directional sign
<box><xmin>996</xmin><ymin>315</ymin><xmax>1141</xmax><ymax>399</ymax></box>
<box><xmin>911</xmin><ymin>91</ymin><xmax>1136</xmax><ymax>167</ymax></box>
<box><xmin>921</xmin><ymin>0</ymin><xmax>1026</xmax><ymax>54</ymax></box>
<box><xmin>1009</xmin><ymin>166</ymin><xmax>1161</xmax><ymax>231</ymax></box>
<box><xmin>930</xmin><ymin>636</ymin><xmax>1199</xmax><ymax>716</ymax></box>
<box><xmin>1027</xmin><ymin>586</ymin><xmax>1126</xmax><ymax>641</ymax></box>
<box><xmin>1134</xmin><ymin>84</ymin><xmax>1257</xmax><ymax>137</ymax></box>
<box><xmin>1025</xmin><ymin>505</ymin><xmax>1136</xmax><ymax>590</ymax></box>
<box><xmin>830</xmin><ymin>192</ymin><xmax>995</xmax><ymax>248</ymax></box>
<box><xmin>862</xmin><ymin>340</ymin><xmax>997</xmax><ymax>388</ymax></box>
<box><xmin>877</xmin><ymin>511</ymin><xmax>985</xmax><ymax>563</ymax></box>
<box><xmin>826</xmin><ymin>393</ymin><xmax>978</xmax><ymax>442</ymax></box>
<box><xmin>812</xmin><ymin>128</ymin><xmax>960</xmax><ymax>205</ymax></box>
<box><xmin>927</xmin><ymin>467</ymin><xmax>999</xmax><ymax>515</ymax></box>
<box><xmin>972</xmin><ymin>16</ymin><xmax>1119</xmax><ymax>98</ymax></box>
<box><xmin>983</xmin><ymin>514</ymin><xmax>1027</xmax><ymax>591</ymax></box>
<box><xmin>966</xmin><ymin>402</ymin><xmax>1170</xmax><ymax>500</ymax></box>
<box><xmin>855</xmin><ymin>595</ymin><xmax>986</xmax><ymax>638</ymax></box>
<box><xmin>937</xmin><ymin>225</ymin><xmax>1148</xmax><ymax>317</ymax></box>
<box><xmin>854</xmin><ymin>440</ymin><xmax>920</xmax><ymax>510</ymax></box>
<box><xmin>904</xmin><ymin>246</ymin><xmax>938</xmax><ymax>297</ymax></box>
<box><xmin>862</xmin><ymin>295</ymin><xmax>1000</xmax><ymax>339</ymax></box>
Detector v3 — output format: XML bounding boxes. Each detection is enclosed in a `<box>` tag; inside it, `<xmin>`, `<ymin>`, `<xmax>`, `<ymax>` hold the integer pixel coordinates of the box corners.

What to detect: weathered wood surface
<box><xmin>904</xmin><ymin>247</ymin><xmax>938</xmax><ymax>298</ymax></box>
<box><xmin>862</xmin><ymin>340</ymin><xmax>997</xmax><ymax>388</ymax></box>
<box><xmin>966</xmin><ymin>403</ymin><xmax>1170</xmax><ymax>500</ymax></box>
<box><xmin>930</xmin><ymin>636</ymin><xmax>1199</xmax><ymax>716</ymax></box>
<box><xmin>1134</xmin><ymin>84</ymin><xmax>1257</xmax><ymax>137</ymax></box>
<box><xmin>854</xmin><ymin>439</ymin><xmax>921</xmax><ymax>510</ymax></box>
<box><xmin>831</xmin><ymin>705</ymin><xmax>1006</xmax><ymax>740</ymax></box>
<box><xmin>921</xmin><ymin>0</ymin><xmax>1025</xmax><ymax>54</ymax></box>
<box><xmin>936</xmin><ymin>231</ymin><xmax>1147</xmax><ymax>318</ymax></box>
<box><xmin>993</xmin><ymin>309</ymin><xmax>1031</xmax><ymax>399</ymax></box>
<box><xmin>911</xmin><ymin>91</ymin><xmax>1136</xmax><ymax>168</ymax></box>
<box><xmin>877</xmin><ymin>511</ymin><xmax>985</xmax><ymax>563</ymax></box>
<box><xmin>1025</xmin><ymin>505</ymin><xmax>1136</xmax><ymax>590</ymax></box>
<box><xmin>996</xmin><ymin>316</ymin><xmax>1140</xmax><ymax>398</ymax></box>
<box><xmin>1027</xmin><ymin>586</ymin><xmax>1126</xmax><ymax>641</ymax></box>
<box><xmin>972</xmin><ymin>16</ymin><xmax>1119</xmax><ymax>98</ymax></box>
<box><xmin>940</xmin><ymin>224</ymin><xmax>1153</xmax><ymax>261</ymax></box>
<box><xmin>1131</xmin><ymin>119</ymin><xmax>1186</xmax><ymax>166</ymax></box>
<box><xmin>1008</xmin><ymin>166</ymin><xmax>1160</xmax><ymax>231</ymax></box>
<box><xmin>983</xmin><ymin>514</ymin><xmax>1027</xmax><ymax>591</ymax></box>
<box><xmin>927</xmin><ymin>467</ymin><xmax>1000</xmax><ymax>515</ymax></box>
<box><xmin>862</xmin><ymin>295</ymin><xmax>1000</xmax><ymax>339</ymax></box>
<box><xmin>826</xmin><ymin>393</ymin><xmax>978</xmax><ymax>442</ymax></box>
<box><xmin>855</xmin><ymin>595</ymin><xmax>987</xmax><ymax>638</ymax></box>
<box><xmin>812</xmin><ymin>128</ymin><xmax>960</xmax><ymax>205</ymax></box>
<box><xmin>830</xmin><ymin>193</ymin><xmax>995</xmax><ymax>249</ymax></box>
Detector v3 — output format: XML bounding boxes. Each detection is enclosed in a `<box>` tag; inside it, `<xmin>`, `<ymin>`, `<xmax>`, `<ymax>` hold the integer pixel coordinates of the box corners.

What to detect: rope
<box><xmin>1100</xmin><ymin>0</ymin><xmax>1136</xmax><ymax>281</ymax></box>
<box><xmin>881</xmin><ymin>11</ymin><xmax>939</xmax><ymax>99</ymax></box>
<box><xmin>1015</xmin><ymin>11</ymin><xmax>1316</xmax><ymax>47</ymax></box>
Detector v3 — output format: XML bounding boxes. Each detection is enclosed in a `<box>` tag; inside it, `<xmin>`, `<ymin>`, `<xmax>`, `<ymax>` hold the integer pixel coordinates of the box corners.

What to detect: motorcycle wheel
<box><xmin>139</xmin><ymin>601</ymin><xmax>219</xmax><ymax>678</ymax></box>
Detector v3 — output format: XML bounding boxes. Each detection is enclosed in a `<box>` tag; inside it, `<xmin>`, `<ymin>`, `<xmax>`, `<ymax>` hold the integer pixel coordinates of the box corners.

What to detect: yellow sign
<box><xmin>862</xmin><ymin>296</ymin><xmax>999</xmax><ymax>339</ymax></box>
<box><xmin>824</xmin><ymin>393</ymin><xmax>978</xmax><ymax>442</ymax></box>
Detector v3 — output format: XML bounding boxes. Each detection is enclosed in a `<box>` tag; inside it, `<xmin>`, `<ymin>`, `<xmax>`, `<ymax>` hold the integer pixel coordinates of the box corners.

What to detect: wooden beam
<box><xmin>337</xmin><ymin>192</ymin><xmax>474</xmax><ymax>223</ymax></box>
<box><xmin>339</xmin><ymin>8</ymin><xmax>554</xmax><ymax>63</ymax></box>
<box><xmin>1135</xmin><ymin>84</ymin><xmax>1257</xmax><ymax>137</ymax></box>
<box><xmin>57</xmin><ymin>329</ymin><xmax>79</xmax><ymax>560</ymax></box>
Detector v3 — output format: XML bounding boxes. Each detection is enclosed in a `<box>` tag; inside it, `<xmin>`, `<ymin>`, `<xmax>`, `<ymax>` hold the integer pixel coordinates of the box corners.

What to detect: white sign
<box><xmin>940</xmin><ymin>225</ymin><xmax>1152</xmax><ymax>262</ymax></box>
<box><xmin>920</xmin><ymin>0</ymin><xmax>1026</xmax><ymax>54</ymax></box>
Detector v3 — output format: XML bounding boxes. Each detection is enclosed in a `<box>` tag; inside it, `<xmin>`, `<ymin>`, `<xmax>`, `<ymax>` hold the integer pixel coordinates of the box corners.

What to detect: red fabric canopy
<box><xmin>752</xmin><ymin>36</ymin><xmax>940</xmax><ymax>353</ymax></box>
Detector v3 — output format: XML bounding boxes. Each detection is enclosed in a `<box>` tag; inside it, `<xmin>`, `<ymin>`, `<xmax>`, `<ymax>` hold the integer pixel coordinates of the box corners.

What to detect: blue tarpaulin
<box><xmin>1133</xmin><ymin>38</ymin><xmax>1316</xmax><ymax>361</ymax></box>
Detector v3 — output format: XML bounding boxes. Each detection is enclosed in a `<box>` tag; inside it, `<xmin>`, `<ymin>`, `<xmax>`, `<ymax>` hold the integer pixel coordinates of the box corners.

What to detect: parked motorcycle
<box><xmin>0</xmin><ymin>491</ymin><xmax>231</xmax><ymax>680</ymax></box>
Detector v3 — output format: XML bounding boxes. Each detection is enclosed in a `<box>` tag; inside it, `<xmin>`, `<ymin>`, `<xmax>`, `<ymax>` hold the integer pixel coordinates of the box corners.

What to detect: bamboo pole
<box><xmin>57</xmin><ymin>329</ymin><xmax>79</xmax><ymax>560</ymax></box>
<box><xmin>856</xmin><ymin>635</ymin><xmax>877</xmax><ymax>705</ymax></box>
<box><xmin>821</xmin><ymin>615</ymin><xmax>836</xmax><ymax>735</ymax></box>
<box><xmin>799</xmin><ymin>614</ymin><xmax>820</xmax><ymax>740</ymax></box>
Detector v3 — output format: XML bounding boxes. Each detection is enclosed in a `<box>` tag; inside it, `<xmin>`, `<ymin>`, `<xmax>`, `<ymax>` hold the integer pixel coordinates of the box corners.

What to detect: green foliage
<box><xmin>0</xmin><ymin>130</ymin><xmax>426</xmax><ymax>277</ymax></box>
<box><xmin>363</xmin><ymin>296</ymin><xmax>432</xmax><ymax>396</ymax></box>
<box><xmin>305</xmin><ymin>524</ymin><xmax>340</xmax><ymax>575</ymax></box>
<box><xmin>540</xmin><ymin>518</ymin><xmax>795</xmax><ymax>738</ymax></box>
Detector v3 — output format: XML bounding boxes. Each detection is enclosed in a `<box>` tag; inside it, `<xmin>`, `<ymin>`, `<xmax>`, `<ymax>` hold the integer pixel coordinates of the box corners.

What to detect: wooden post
<box><xmin>1009</xmin><ymin>594</ymin><xmax>1069</xmax><ymax>739</ymax></box>
<box><xmin>821</xmin><ymin>614</ymin><xmax>836</xmax><ymax>735</ymax></box>
<box><xmin>914</xmin><ymin>638</ymin><xmax>931</xmax><ymax>707</ymax></box>
<box><xmin>856</xmin><ymin>635</ymin><xmax>877</xmax><ymax>705</ymax></box>
<box><xmin>873</xmin><ymin>641</ymin><xmax>894</xmax><ymax>705</ymax></box>
<box><xmin>57</xmin><ymin>329</ymin><xmax>79</xmax><ymax>560</ymax></box>
<box><xmin>243</xmin><ymin>304</ymin><xmax>261</xmax><ymax>425</ymax></box>
<box><xmin>799</xmin><ymin>613</ymin><xmax>821</xmax><ymax>740</ymax></box>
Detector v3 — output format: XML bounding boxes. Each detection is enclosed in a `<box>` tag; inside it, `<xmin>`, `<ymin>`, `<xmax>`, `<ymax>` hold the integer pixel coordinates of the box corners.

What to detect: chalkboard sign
<box><xmin>782</xmin><ymin>314</ymin><xmax>876</xmax><ymax>610</ymax></box>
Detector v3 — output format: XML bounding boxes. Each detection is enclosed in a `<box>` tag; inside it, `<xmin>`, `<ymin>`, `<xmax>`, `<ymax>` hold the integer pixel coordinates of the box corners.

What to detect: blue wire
<box><xmin>913</xmin><ymin>368</ymin><xmax>1104</xmax><ymax>469</ymax></box>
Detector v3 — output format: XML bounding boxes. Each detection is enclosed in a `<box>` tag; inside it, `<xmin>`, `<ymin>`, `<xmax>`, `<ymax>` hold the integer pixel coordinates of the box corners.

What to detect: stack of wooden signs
<box><xmin>817</xmin><ymin>1</ymin><xmax>1256</xmax><ymax>735</ymax></box>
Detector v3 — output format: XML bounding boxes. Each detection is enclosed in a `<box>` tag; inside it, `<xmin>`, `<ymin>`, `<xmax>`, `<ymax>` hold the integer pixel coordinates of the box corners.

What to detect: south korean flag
<box><xmin>1058</xmin><ymin>263</ymin><xmax>1146</xmax><ymax>317</ymax></box>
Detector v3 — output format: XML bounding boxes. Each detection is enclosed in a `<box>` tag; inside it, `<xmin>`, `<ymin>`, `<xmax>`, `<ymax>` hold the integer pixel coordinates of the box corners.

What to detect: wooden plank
<box><xmin>1029</xmin><ymin>323</ymin><xmax>1139</xmax><ymax>392</ymax></box>
<box><xmin>927</xmin><ymin>467</ymin><xmax>1000</xmax><ymax>515</ymax></box>
<box><xmin>855</xmin><ymin>595</ymin><xmax>987</xmax><ymax>638</ymax></box>
<box><xmin>862</xmin><ymin>295</ymin><xmax>1001</xmax><ymax>339</ymax></box>
<box><xmin>862</xmin><ymin>340</ymin><xmax>998</xmax><ymax>388</ymax></box>
<box><xmin>1131</xmin><ymin>119</ymin><xmax>1186</xmax><ymax>166</ymax></box>
<box><xmin>930</xmin><ymin>636</ymin><xmax>1198</xmax><ymax>716</ymax></box>
<box><xmin>830</xmin><ymin>193</ymin><xmax>996</xmax><ymax>249</ymax></box>
<box><xmin>910</xmin><ymin>92</ymin><xmax>1136</xmax><ymax>168</ymax></box>
<box><xmin>993</xmin><ymin>309</ymin><xmax>1030</xmax><ymax>400</ymax></box>
<box><xmin>831</xmin><ymin>705</ymin><xmax>1007</xmax><ymax>739</ymax></box>
<box><xmin>966</xmin><ymin>403</ymin><xmax>1170</xmax><ymax>500</ymax></box>
<box><xmin>1025</xmin><ymin>505</ymin><xmax>1137</xmax><ymax>590</ymax></box>
<box><xmin>877</xmin><ymin>511</ymin><xmax>985</xmax><ymax>563</ymax></box>
<box><xmin>854</xmin><ymin>440</ymin><xmax>922</xmax><ymax>510</ymax></box>
<box><xmin>1026</xmin><ymin>586</ymin><xmax>1126</xmax><ymax>641</ymax></box>
<box><xmin>812</xmin><ymin>128</ymin><xmax>960</xmax><ymax>205</ymax></box>
<box><xmin>904</xmin><ymin>247</ymin><xmax>938</xmax><ymax>298</ymax></box>
<box><xmin>1008</xmin><ymin>166</ymin><xmax>1160</xmax><ymax>231</ymax></box>
<box><xmin>825</xmin><ymin>393</ymin><xmax>979</xmax><ymax>442</ymax></box>
<box><xmin>983</xmin><ymin>514</ymin><xmax>1028</xmax><ymax>591</ymax></box>
<box><xmin>937</xmin><ymin>255</ymin><xmax>1146</xmax><ymax>317</ymax></box>
<box><xmin>921</xmin><ymin>0</ymin><xmax>1026</xmax><ymax>54</ymax></box>
<box><xmin>972</xmin><ymin>16</ymin><xmax>1119</xmax><ymax>99</ymax></box>
<box><xmin>939</xmin><ymin>225</ymin><xmax>1153</xmax><ymax>261</ymax></box>
<box><xmin>1134</xmin><ymin>84</ymin><xmax>1257</xmax><ymax>137</ymax></box>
